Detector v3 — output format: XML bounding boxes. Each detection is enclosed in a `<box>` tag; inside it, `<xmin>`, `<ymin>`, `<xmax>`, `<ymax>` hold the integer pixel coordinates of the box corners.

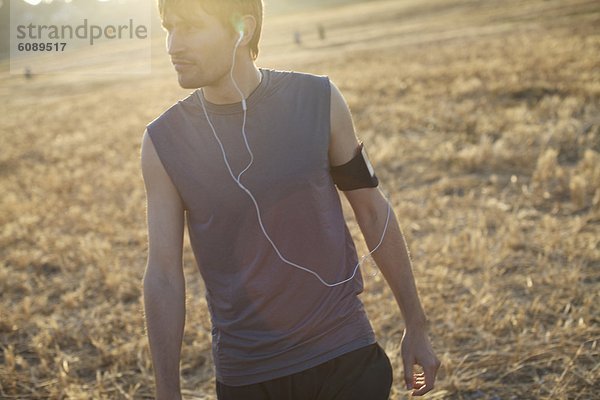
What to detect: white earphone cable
<box><xmin>230</xmin><ymin>33</ymin><xmax>252</xmax><ymax>181</ymax></box>
<box><xmin>196</xmin><ymin>35</ymin><xmax>392</xmax><ymax>287</ymax></box>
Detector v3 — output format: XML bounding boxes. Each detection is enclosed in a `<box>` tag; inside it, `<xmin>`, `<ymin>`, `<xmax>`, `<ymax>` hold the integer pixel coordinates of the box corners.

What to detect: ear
<box><xmin>233</xmin><ymin>16</ymin><xmax>245</xmax><ymax>35</ymax></box>
<box><xmin>237</xmin><ymin>15</ymin><xmax>257</xmax><ymax>46</ymax></box>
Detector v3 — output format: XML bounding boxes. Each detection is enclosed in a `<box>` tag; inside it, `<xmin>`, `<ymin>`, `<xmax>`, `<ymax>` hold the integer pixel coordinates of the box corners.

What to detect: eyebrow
<box><xmin>161</xmin><ymin>15</ymin><xmax>206</xmax><ymax>30</ymax></box>
<box><xmin>161</xmin><ymin>8</ymin><xmax>207</xmax><ymax>27</ymax></box>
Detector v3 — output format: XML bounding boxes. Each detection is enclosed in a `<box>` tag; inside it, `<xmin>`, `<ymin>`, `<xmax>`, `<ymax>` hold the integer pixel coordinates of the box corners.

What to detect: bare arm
<box><xmin>140</xmin><ymin>129</ymin><xmax>185</xmax><ymax>400</ymax></box>
<box><xmin>328</xmin><ymin>82</ymin><xmax>440</xmax><ymax>396</ymax></box>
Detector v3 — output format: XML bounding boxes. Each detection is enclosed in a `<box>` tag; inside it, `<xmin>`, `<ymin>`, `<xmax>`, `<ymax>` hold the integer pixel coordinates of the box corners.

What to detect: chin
<box><xmin>175</xmin><ymin>71</ymin><xmax>204</xmax><ymax>89</ymax></box>
<box><xmin>177</xmin><ymin>77</ymin><xmax>200</xmax><ymax>89</ymax></box>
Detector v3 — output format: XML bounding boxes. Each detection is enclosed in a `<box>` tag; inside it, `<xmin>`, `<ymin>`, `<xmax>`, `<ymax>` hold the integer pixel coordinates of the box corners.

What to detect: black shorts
<box><xmin>216</xmin><ymin>342</ymin><xmax>393</xmax><ymax>400</ymax></box>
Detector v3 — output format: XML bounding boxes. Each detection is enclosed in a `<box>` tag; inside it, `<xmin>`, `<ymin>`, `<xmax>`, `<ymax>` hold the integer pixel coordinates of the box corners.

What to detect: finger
<box><xmin>413</xmin><ymin>374</ymin><xmax>425</xmax><ymax>384</ymax></box>
<box><xmin>412</xmin><ymin>363</ymin><xmax>439</xmax><ymax>396</ymax></box>
<box><xmin>412</xmin><ymin>385</ymin><xmax>432</xmax><ymax>396</ymax></box>
<box><xmin>413</xmin><ymin>378</ymin><xmax>426</xmax><ymax>390</ymax></box>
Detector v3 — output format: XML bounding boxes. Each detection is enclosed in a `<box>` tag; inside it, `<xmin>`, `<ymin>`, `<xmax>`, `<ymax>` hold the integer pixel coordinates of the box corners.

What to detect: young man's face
<box><xmin>161</xmin><ymin>5</ymin><xmax>237</xmax><ymax>89</ymax></box>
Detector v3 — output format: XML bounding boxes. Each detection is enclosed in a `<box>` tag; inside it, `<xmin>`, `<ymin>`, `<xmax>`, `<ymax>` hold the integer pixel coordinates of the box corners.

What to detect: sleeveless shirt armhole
<box><xmin>145</xmin><ymin>124</ymin><xmax>189</xmax><ymax>211</ymax></box>
<box><xmin>322</xmin><ymin>75</ymin><xmax>333</xmax><ymax>164</ymax></box>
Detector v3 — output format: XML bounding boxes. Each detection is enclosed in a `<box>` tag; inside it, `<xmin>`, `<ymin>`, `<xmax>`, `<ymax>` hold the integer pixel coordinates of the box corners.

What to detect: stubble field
<box><xmin>1</xmin><ymin>0</ymin><xmax>599</xmax><ymax>398</ymax></box>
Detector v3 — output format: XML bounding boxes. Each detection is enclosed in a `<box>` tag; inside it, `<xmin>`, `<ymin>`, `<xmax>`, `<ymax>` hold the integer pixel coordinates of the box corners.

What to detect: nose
<box><xmin>166</xmin><ymin>30</ymin><xmax>186</xmax><ymax>56</ymax></box>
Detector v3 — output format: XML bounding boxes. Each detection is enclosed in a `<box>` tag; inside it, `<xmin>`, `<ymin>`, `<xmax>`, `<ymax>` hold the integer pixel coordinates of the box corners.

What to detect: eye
<box><xmin>179</xmin><ymin>23</ymin><xmax>193</xmax><ymax>32</ymax></box>
<box><xmin>180</xmin><ymin>22</ymin><xmax>203</xmax><ymax>33</ymax></box>
<box><xmin>161</xmin><ymin>20</ymin><xmax>203</xmax><ymax>34</ymax></box>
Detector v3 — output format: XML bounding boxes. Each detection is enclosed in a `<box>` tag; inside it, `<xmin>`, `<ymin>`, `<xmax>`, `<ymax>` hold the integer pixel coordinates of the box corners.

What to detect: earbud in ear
<box><xmin>233</xmin><ymin>18</ymin><xmax>245</xmax><ymax>40</ymax></box>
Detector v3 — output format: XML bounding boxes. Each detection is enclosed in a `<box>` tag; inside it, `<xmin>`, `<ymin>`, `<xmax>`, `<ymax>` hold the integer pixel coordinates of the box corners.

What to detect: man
<box><xmin>141</xmin><ymin>1</ymin><xmax>440</xmax><ymax>399</ymax></box>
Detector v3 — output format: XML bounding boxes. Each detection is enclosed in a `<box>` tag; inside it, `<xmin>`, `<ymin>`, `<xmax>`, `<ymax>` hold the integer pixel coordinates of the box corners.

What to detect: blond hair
<box><xmin>158</xmin><ymin>0</ymin><xmax>263</xmax><ymax>60</ymax></box>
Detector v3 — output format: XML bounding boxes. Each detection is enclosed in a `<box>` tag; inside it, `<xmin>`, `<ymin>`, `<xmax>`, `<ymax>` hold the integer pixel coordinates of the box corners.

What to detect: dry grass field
<box><xmin>1</xmin><ymin>0</ymin><xmax>599</xmax><ymax>398</ymax></box>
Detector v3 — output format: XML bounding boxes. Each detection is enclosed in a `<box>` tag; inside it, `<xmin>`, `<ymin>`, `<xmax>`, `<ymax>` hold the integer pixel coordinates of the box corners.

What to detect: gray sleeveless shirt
<box><xmin>146</xmin><ymin>69</ymin><xmax>376</xmax><ymax>386</ymax></box>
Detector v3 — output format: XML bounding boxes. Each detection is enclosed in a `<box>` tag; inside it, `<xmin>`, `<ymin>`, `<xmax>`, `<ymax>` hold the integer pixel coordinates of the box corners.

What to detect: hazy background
<box><xmin>0</xmin><ymin>0</ymin><xmax>383</xmax><ymax>60</ymax></box>
<box><xmin>1</xmin><ymin>0</ymin><xmax>599</xmax><ymax>399</ymax></box>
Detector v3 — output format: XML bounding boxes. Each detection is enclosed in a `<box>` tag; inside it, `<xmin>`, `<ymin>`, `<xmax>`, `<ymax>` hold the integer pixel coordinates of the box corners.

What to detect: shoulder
<box><xmin>146</xmin><ymin>92</ymin><xmax>198</xmax><ymax>137</ymax></box>
<box><xmin>266</xmin><ymin>68</ymin><xmax>331</xmax><ymax>94</ymax></box>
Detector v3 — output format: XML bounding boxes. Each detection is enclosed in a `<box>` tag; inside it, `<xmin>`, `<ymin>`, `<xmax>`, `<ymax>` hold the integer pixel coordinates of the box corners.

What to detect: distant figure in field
<box><xmin>141</xmin><ymin>1</ymin><xmax>440</xmax><ymax>399</ymax></box>
<box><xmin>24</xmin><ymin>66</ymin><xmax>32</xmax><ymax>80</ymax></box>
<box><xmin>318</xmin><ymin>23</ymin><xmax>326</xmax><ymax>40</ymax></box>
<box><xmin>294</xmin><ymin>30</ymin><xmax>302</xmax><ymax>46</ymax></box>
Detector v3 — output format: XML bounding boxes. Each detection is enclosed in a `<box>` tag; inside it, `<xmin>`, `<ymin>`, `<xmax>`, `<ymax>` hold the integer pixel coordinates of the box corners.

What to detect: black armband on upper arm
<box><xmin>329</xmin><ymin>142</ymin><xmax>379</xmax><ymax>191</ymax></box>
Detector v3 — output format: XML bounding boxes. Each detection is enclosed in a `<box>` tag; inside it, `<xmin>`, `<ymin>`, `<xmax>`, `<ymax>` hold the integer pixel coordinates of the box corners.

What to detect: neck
<box><xmin>202</xmin><ymin>56</ymin><xmax>262</xmax><ymax>105</ymax></box>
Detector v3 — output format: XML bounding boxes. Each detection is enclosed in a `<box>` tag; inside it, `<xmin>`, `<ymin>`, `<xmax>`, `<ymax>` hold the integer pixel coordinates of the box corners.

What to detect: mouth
<box><xmin>171</xmin><ymin>60</ymin><xmax>195</xmax><ymax>72</ymax></box>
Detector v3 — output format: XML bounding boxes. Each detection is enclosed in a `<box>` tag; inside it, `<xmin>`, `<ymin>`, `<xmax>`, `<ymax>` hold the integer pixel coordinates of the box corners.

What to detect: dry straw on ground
<box><xmin>1</xmin><ymin>0</ymin><xmax>599</xmax><ymax>398</ymax></box>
